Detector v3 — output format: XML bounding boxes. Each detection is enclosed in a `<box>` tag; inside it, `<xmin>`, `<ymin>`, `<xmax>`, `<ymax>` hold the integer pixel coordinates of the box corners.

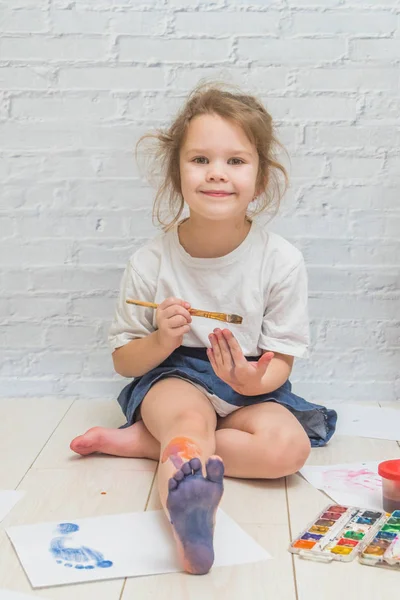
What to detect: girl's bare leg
<box><xmin>140</xmin><ymin>378</ymin><xmax>224</xmax><ymax>575</ymax></box>
<box><xmin>214</xmin><ymin>402</ymin><xmax>311</xmax><ymax>478</ymax></box>
<box><xmin>71</xmin><ymin>401</ymin><xmax>310</xmax><ymax>478</ymax></box>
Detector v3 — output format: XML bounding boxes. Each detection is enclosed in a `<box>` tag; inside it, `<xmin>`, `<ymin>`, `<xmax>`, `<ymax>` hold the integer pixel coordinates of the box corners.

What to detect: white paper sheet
<box><xmin>299</xmin><ymin>460</ymin><xmax>391</xmax><ymax>510</ymax></box>
<box><xmin>0</xmin><ymin>591</ymin><xmax>45</xmax><ymax>600</ymax></box>
<box><xmin>6</xmin><ymin>509</ymin><xmax>271</xmax><ymax>588</ymax></box>
<box><xmin>334</xmin><ymin>405</ymin><xmax>400</xmax><ymax>440</ymax></box>
<box><xmin>0</xmin><ymin>491</ymin><xmax>24</xmax><ymax>523</ymax></box>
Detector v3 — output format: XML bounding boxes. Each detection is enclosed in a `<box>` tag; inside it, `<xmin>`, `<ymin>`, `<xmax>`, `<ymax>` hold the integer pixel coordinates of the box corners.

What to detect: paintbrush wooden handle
<box><xmin>126</xmin><ymin>299</ymin><xmax>158</xmax><ymax>309</ymax></box>
<box><xmin>189</xmin><ymin>309</ymin><xmax>228</xmax><ymax>322</ymax></box>
<box><xmin>125</xmin><ymin>299</ymin><xmax>230</xmax><ymax>323</ymax></box>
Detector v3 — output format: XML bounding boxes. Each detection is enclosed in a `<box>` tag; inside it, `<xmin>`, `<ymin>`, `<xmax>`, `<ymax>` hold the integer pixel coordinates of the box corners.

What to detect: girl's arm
<box><xmin>112</xmin><ymin>330</ymin><xmax>173</xmax><ymax>378</ymax></box>
<box><xmin>255</xmin><ymin>350</ymin><xmax>294</xmax><ymax>395</ymax></box>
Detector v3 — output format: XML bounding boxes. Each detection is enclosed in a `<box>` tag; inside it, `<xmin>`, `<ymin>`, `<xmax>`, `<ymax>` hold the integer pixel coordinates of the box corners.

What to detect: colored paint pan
<box><xmin>289</xmin><ymin>504</ymin><xmax>386</xmax><ymax>563</ymax></box>
<box><xmin>359</xmin><ymin>513</ymin><xmax>400</xmax><ymax>570</ymax></box>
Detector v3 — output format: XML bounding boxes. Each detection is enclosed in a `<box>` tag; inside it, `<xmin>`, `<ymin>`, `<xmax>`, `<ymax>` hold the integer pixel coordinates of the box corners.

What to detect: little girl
<box><xmin>71</xmin><ymin>83</ymin><xmax>337</xmax><ymax>576</ymax></box>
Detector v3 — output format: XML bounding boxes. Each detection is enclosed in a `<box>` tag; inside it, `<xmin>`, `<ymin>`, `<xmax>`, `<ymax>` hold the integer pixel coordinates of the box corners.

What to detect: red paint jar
<box><xmin>378</xmin><ymin>459</ymin><xmax>400</xmax><ymax>512</ymax></box>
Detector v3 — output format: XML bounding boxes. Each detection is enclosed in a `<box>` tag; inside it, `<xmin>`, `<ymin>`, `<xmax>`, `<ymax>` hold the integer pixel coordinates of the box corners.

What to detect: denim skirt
<box><xmin>116</xmin><ymin>346</ymin><xmax>337</xmax><ymax>448</ymax></box>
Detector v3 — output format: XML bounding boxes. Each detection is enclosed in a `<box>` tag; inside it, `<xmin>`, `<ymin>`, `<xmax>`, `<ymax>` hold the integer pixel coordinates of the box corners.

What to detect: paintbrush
<box><xmin>125</xmin><ymin>299</ymin><xmax>243</xmax><ymax>324</ymax></box>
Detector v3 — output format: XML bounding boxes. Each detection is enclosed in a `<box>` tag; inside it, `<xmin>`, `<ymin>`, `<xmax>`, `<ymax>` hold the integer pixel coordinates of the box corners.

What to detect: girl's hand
<box><xmin>207</xmin><ymin>328</ymin><xmax>274</xmax><ymax>395</ymax></box>
<box><xmin>155</xmin><ymin>297</ymin><xmax>192</xmax><ymax>351</ymax></box>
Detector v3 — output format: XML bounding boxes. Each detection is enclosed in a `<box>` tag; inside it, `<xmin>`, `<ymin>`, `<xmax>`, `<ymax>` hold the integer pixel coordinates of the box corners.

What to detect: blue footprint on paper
<box><xmin>49</xmin><ymin>522</ymin><xmax>113</xmax><ymax>570</ymax></box>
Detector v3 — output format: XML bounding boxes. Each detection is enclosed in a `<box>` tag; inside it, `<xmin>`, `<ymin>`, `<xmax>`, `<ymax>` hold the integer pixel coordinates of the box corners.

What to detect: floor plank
<box><xmin>305</xmin><ymin>434</ymin><xmax>400</xmax><ymax>466</ymax></box>
<box><xmin>288</xmin><ymin>434</ymin><xmax>400</xmax><ymax>600</ymax></box>
<box><xmin>34</xmin><ymin>399</ymin><xmax>156</xmax><ymax>473</ymax></box>
<box><xmin>0</xmin><ymin>467</ymin><xmax>155</xmax><ymax>599</ymax></box>
<box><xmin>0</xmin><ymin>398</ymin><xmax>73</xmax><ymax>488</ymax></box>
<box><xmin>122</xmin><ymin>472</ymin><xmax>297</xmax><ymax>600</ymax></box>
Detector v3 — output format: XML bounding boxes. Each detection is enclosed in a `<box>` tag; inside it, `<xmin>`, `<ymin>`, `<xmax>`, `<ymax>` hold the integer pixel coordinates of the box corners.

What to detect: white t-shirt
<box><xmin>108</xmin><ymin>220</ymin><xmax>310</xmax><ymax>358</ymax></box>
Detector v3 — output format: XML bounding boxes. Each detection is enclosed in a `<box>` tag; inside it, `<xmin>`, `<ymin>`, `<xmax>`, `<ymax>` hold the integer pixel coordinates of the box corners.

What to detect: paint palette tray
<box><xmin>359</xmin><ymin>510</ymin><xmax>400</xmax><ymax>570</ymax></box>
<box><xmin>289</xmin><ymin>504</ymin><xmax>386</xmax><ymax>563</ymax></box>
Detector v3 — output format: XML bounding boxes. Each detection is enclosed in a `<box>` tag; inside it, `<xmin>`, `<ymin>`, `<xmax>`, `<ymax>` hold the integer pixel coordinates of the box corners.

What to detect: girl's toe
<box><xmin>181</xmin><ymin>461</ymin><xmax>192</xmax><ymax>476</ymax></box>
<box><xmin>173</xmin><ymin>470</ymin><xmax>184</xmax><ymax>482</ymax></box>
<box><xmin>190</xmin><ymin>457</ymin><xmax>202</xmax><ymax>473</ymax></box>
<box><xmin>168</xmin><ymin>477</ymin><xmax>179</xmax><ymax>491</ymax></box>
<box><xmin>206</xmin><ymin>456</ymin><xmax>225</xmax><ymax>483</ymax></box>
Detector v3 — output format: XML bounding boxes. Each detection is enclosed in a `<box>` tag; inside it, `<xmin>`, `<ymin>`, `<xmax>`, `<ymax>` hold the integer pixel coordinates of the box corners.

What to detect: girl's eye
<box><xmin>192</xmin><ymin>157</ymin><xmax>244</xmax><ymax>165</ymax></box>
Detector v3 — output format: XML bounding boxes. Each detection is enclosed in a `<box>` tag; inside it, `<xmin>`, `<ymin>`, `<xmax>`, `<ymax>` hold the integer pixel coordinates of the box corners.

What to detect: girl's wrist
<box><xmin>232</xmin><ymin>381</ymin><xmax>263</xmax><ymax>396</ymax></box>
<box><xmin>154</xmin><ymin>330</ymin><xmax>178</xmax><ymax>354</ymax></box>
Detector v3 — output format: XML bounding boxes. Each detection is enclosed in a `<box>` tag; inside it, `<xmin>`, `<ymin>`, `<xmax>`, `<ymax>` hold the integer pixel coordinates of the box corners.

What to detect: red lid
<box><xmin>378</xmin><ymin>459</ymin><xmax>400</xmax><ymax>481</ymax></box>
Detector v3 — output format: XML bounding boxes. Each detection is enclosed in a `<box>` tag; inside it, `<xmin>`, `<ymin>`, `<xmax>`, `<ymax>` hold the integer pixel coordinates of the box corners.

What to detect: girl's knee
<box><xmin>144</xmin><ymin>403</ymin><xmax>216</xmax><ymax>440</ymax></box>
<box><xmin>289</xmin><ymin>434</ymin><xmax>311</xmax><ymax>472</ymax></box>
<box><xmin>275</xmin><ymin>430</ymin><xmax>310</xmax><ymax>475</ymax></box>
<box><xmin>257</xmin><ymin>428</ymin><xmax>310</xmax><ymax>477</ymax></box>
<box><xmin>173</xmin><ymin>409</ymin><xmax>216</xmax><ymax>435</ymax></box>
<box><xmin>141</xmin><ymin>379</ymin><xmax>217</xmax><ymax>438</ymax></box>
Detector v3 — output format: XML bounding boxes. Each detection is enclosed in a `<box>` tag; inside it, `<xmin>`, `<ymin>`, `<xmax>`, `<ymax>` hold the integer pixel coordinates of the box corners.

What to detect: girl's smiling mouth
<box><xmin>200</xmin><ymin>191</ymin><xmax>234</xmax><ymax>197</ymax></box>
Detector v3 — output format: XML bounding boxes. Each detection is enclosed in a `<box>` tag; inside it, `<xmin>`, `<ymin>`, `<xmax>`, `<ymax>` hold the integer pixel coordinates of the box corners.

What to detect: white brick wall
<box><xmin>0</xmin><ymin>0</ymin><xmax>399</xmax><ymax>403</ymax></box>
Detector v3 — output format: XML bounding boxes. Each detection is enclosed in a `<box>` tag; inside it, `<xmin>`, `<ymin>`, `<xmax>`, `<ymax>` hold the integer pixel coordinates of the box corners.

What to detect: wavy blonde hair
<box><xmin>136</xmin><ymin>81</ymin><xmax>289</xmax><ymax>231</ymax></box>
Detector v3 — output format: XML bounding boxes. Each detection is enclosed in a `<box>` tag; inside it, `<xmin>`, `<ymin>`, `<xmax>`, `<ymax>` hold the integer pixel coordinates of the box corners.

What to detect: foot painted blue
<box><xmin>167</xmin><ymin>456</ymin><xmax>224</xmax><ymax>575</ymax></box>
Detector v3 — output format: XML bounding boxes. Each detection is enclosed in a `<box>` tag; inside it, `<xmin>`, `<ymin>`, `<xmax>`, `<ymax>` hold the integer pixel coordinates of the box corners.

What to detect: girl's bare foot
<box><xmin>70</xmin><ymin>421</ymin><xmax>159</xmax><ymax>459</ymax></box>
<box><xmin>167</xmin><ymin>456</ymin><xmax>224</xmax><ymax>575</ymax></box>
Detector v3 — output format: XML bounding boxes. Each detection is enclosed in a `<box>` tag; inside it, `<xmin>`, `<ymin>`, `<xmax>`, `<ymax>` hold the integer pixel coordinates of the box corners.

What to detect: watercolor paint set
<box><xmin>359</xmin><ymin>510</ymin><xmax>400</xmax><ymax>570</ymax></box>
<box><xmin>289</xmin><ymin>504</ymin><xmax>387</xmax><ymax>563</ymax></box>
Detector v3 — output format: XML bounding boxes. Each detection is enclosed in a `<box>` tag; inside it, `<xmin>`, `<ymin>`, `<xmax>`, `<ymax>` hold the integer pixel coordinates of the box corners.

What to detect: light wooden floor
<box><xmin>1</xmin><ymin>398</ymin><xmax>399</xmax><ymax>599</ymax></box>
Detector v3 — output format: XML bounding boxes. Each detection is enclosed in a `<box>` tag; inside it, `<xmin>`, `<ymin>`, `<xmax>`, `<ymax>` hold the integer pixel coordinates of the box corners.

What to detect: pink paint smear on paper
<box><xmin>322</xmin><ymin>468</ymin><xmax>382</xmax><ymax>492</ymax></box>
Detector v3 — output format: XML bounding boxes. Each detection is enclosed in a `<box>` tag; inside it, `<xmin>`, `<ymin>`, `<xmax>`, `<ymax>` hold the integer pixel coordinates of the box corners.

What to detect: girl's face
<box><xmin>179</xmin><ymin>113</ymin><xmax>259</xmax><ymax>223</ymax></box>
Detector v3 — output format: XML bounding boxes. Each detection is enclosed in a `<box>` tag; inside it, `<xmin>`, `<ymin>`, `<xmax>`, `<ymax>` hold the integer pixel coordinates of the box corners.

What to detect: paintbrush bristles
<box><xmin>125</xmin><ymin>299</ymin><xmax>243</xmax><ymax>324</ymax></box>
<box><xmin>225</xmin><ymin>314</ymin><xmax>243</xmax><ymax>324</ymax></box>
